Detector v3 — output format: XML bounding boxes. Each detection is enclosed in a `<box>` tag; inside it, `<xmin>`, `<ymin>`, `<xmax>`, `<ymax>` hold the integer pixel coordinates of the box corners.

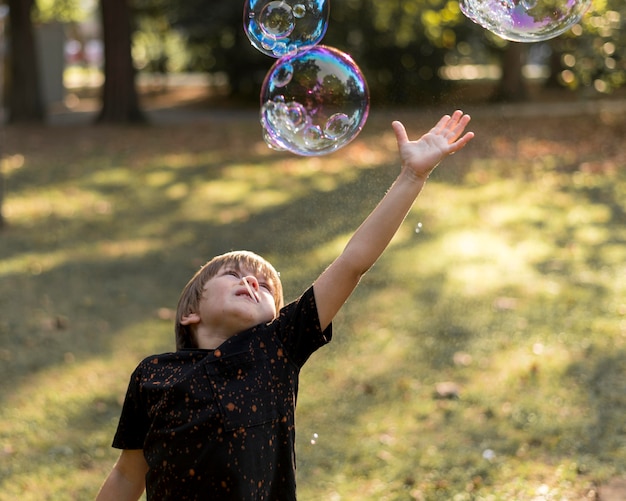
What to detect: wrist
<box><xmin>398</xmin><ymin>166</ymin><xmax>430</xmax><ymax>186</ymax></box>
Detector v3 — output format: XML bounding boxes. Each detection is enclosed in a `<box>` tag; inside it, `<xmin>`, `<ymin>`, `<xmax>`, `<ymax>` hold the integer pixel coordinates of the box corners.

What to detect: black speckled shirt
<box><xmin>112</xmin><ymin>286</ymin><xmax>331</xmax><ymax>500</ymax></box>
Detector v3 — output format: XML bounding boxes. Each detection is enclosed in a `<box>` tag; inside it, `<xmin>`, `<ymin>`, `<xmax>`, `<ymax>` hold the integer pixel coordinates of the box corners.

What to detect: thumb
<box><xmin>391</xmin><ymin>120</ymin><xmax>409</xmax><ymax>147</ymax></box>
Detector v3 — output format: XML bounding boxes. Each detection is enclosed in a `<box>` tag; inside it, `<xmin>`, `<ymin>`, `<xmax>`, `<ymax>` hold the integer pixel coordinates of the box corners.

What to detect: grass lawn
<box><xmin>1</xmin><ymin>97</ymin><xmax>625</xmax><ymax>500</ymax></box>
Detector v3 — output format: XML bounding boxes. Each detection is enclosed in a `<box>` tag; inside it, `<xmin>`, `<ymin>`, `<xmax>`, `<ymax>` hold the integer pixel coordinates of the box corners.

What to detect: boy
<box><xmin>96</xmin><ymin>111</ymin><xmax>474</xmax><ymax>500</ymax></box>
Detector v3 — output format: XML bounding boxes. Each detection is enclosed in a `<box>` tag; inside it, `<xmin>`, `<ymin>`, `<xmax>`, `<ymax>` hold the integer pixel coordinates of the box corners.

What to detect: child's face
<box><xmin>196</xmin><ymin>264</ymin><xmax>278</xmax><ymax>336</ymax></box>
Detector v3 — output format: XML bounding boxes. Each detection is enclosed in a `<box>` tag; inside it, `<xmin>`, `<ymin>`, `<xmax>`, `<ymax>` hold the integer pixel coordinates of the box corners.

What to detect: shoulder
<box><xmin>137</xmin><ymin>351</ymin><xmax>177</xmax><ymax>367</ymax></box>
<box><xmin>266</xmin><ymin>285</ymin><xmax>331</xmax><ymax>366</ymax></box>
<box><xmin>133</xmin><ymin>351</ymin><xmax>206</xmax><ymax>373</ymax></box>
<box><xmin>277</xmin><ymin>285</ymin><xmax>317</xmax><ymax>318</ymax></box>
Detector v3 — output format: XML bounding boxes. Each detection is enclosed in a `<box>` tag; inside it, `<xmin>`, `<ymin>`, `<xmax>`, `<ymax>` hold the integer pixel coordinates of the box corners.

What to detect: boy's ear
<box><xmin>180</xmin><ymin>312</ymin><xmax>200</xmax><ymax>325</ymax></box>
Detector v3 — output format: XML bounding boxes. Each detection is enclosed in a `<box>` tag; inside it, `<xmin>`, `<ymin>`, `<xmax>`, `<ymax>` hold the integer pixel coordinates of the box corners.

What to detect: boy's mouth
<box><xmin>237</xmin><ymin>290</ymin><xmax>257</xmax><ymax>301</ymax></box>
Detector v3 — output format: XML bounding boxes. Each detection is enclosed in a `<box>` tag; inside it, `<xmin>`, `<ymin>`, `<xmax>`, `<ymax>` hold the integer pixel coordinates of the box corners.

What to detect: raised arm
<box><xmin>96</xmin><ymin>449</ymin><xmax>148</xmax><ymax>501</ymax></box>
<box><xmin>313</xmin><ymin>111</ymin><xmax>474</xmax><ymax>331</ymax></box>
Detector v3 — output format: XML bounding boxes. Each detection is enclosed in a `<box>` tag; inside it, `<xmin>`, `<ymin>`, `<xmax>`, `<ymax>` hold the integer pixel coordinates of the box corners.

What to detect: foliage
<box><xmin>132</xmin><ymin>13</ymin><xmax>189</xmax><ymax>73</ymax></box>
<box><xmin>6</xmin><ymin>0</ymin><xmax>626</xmax><ymax>108</ymax></box>
<box><xmin>324</xmin><ymin>0</ymin><xmax>464</xmax><ymax>104</ymax></box>
<box><xmin>551</xmin><ymin>0</ymin><xmax>626</xmax><ymax>94</ymax></box>
<box><xmin>0</xmin><ymin>101</ymin><xmax>625</xmax><ymax>499</ymax></box>
<box><xmin>133</xmin><ymin>0</ymin><xmax>269</xmax><ymax>100</ymax></box>
<box><xmin>128</xmin><ymin>0</ymin><xmax>626</xmax><ymax>103</ymax></box>
<box><xmin>129</xmin><ymin>0</ymin><xmax>468</xmax><ymax>104</ymax></box>
<box><xmin>32</xmin><ymin>0</ymin><xmax>91</xmax><ymax>23</ymax></box>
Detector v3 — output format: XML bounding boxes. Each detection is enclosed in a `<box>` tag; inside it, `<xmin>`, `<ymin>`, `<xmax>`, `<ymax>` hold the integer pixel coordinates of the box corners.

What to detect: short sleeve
<box><xmin>112</xmin><ymin>364</ymin><xmax>150</xmax><ymax>450</ymax></box>
<box><xmin>274</xmin><ymin>285</ymin><xmax>332</xmax><ymax>368</ymax></box>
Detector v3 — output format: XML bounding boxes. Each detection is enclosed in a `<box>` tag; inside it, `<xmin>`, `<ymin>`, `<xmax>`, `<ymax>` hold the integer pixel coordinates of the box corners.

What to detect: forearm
<box><xmin>341</xmin><ymin>168</ymin><xmax>426</xmax><ymax>275</ymax></box>
<box><xmin>313</xmin><ymin>169</ymin><xmax>427</xmax><ymax>329</ymax></box>
<box><xmin>96</xmin><ymin>450</ymin><xmax>147</xmax><ymax>501</ymax></box>
<box><xmin>96</xmin><ymin>468</ymin><xmax>145</xmax><ymax>501</ymax></box>
<box><xmin>313</xmin><ymin>112</ymin><xmax>473</xmax><ymax>331</ymax></box>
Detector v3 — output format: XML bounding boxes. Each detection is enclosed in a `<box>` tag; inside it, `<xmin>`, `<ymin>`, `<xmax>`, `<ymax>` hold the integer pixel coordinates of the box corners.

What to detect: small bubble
<box><xmin>293</xmin><ymin>4</ymin><xmax>306</xmax><ymax>18</ymax></box>
<box><xmin>324</xmin><ymin>113</ymin><xmax>350</xmax><ymax>140</ymax></box>
<box><xmin>310</xmin><ymin>432</ymin><xmax>319</xmax><ymax>445</ymax></box>
<box><xmin>261</xmin><ymin>39</ymin><xmax>277</xmax><ymax>51</ymax></box>
<box><xmin>244</xmin><ymin>0</ymin><xmax>329</xmax><ymax>58</ymax></box>
<box><xmin>272</xmin><ymin>64</ymin><xmax>293</xmax><ymax>87</ymax></box>
<box><xmin>415</xmin><ymin>222</ymin><xmax>423</xmax><ymax>234</ymax></box>
<box><xmin>302</xmin><ymin>124</ymin><xmax>324</xmax><ymax>147</ymax></box>
<box><xmin>286</xmin><ymin>102</ymin><xmax>308</xmax><ymax>131</ymax></box>
<box><xmin>259</xmin><ymin>1</ymin><xmax>295</xmax><ymax>39</ymax></box>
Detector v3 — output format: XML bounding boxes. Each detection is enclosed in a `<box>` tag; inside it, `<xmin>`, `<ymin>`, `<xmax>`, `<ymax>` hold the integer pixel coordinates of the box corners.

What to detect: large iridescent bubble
<box><xmin>460</xmin><ymin>0</ymin><xmax>592</xmax><ymax>42</ymax></box>
<box><xmin>244</xmin><ymin>0</ymin><xmax>330</xmax><ymax>58</ymax></box>
<box><xmin>260</xmin><ymin>45</ymin><xmax>370</xmax><ymax>156</ymax></box>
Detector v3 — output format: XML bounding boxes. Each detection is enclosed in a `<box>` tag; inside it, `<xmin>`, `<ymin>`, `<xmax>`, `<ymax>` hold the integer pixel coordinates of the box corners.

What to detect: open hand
<box><xmin>392</xmin><ymin>110</ymin><xmax>474</xmax><ymax>181</ymax></box>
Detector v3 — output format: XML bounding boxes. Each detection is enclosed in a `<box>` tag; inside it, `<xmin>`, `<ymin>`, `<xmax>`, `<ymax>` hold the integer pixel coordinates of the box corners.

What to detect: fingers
<box><xmin>436</xmin><ymin>110</ymin><xmax>469</xmax><ymax>135</ymax></box>
<box><xmin>449</xmin><ymin>131</ymin><xmax>475</xmax><ymax>153</ymax></box>
<box><xmin>432</xmin><ymin>113</ymin><xmax>453</xmax><ymax>135</ymax></box>
<box><xmin>394</xmin><ymin>111</ymin><xmax>474</xmax><ymax>153</ymax></box>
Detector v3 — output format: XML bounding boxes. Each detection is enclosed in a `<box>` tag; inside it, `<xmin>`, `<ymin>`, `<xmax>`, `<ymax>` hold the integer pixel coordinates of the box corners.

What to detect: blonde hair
<box><xmin>175</xmin><ymin>251</ymin><xmax>284</xmax><ymax>349</ymax></box>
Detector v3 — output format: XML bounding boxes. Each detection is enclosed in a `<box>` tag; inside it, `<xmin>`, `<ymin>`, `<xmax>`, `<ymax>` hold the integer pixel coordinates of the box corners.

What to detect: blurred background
<box><xmin>2</xmin><ymin>0</ymin><xmax>625</xmax><ymax>124</ymax></box>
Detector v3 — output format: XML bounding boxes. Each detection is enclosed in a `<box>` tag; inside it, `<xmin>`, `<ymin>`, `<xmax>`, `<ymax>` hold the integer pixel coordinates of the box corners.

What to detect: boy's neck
<box><xmin>195</xmin><ymin>329</ymin><xmax>235</xmax><ymax>350</ymax></box>
<box><xmin>196</xmin><ymin>336</ymin><xmax>227</xmax><ymax>350</ymax></box>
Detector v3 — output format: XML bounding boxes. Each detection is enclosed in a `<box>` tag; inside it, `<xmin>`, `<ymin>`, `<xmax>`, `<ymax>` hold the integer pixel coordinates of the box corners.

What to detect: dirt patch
<box><xmin>598</xmin><ymin>477</ymin><xmax>626</xmax><ymax>501</ymax></box>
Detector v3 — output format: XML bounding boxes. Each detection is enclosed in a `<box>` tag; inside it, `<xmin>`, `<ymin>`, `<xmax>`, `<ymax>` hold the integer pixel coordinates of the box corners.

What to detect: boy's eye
<box><xmin>259</xmin><ymin>282</ymin><xmax>272</xmax><ymax>292</ymax></box>
<box><xmin>225</xmin><ymin>270</ymin><xmax>240</xmax><ymax>278</ymax></box>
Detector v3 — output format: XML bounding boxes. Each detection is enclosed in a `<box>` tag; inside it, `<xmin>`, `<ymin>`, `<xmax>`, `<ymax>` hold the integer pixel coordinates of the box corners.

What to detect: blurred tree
<box><xmin>325</xmin><ymin>0</ymin><xmax>467</xmax><ymax>105</ymax></box>
<box><xmin>4</xmin><ymin>0</ymin><xmax>145</xmax><ymax>124</ymax></box>
<box><xmin>0</xmin><ymin>171</ymin><xmax>4</xmax><ymax>228</ymax></box>
<box><xmin>5</xmin><ymin>0</ymin><xmax>626</xmax><ymax>120</ymax></box>
<box><xmin>475</xmin><ymin>0</ymin><xmax>626</xmax><ymax>100</ymax></box>
<box><xmin>0</xmin><ymin>155</ymin><xmax>4</xmax><ymax>227</ymax></box>
<box><xmin>97</xmin><ymin>0</ymin><xmax>145</xmax><ymax>123</ymax></box>
<box><xmin>35</xmin><ymin>0</ymin><xmax>86</xmax><ymax>21</ymax></box>
<box><xmin>450</xmin><ymin>15</ymin><xmax>531</xmax><ymax>102</ymax></box>
<box><xmin>150</xmin><ymin>0</ymin><xmax>467</xmax><ymax>105</ymax></box>
<box><xmin>547</xmin><ymin>0</ymin><xmax>625</xmax><ymax>95</ymax></box>
<box><xmin>137</xmin><ymin>0</ymin><xmax>626</xmax><ymax>105</ymax></box>
<box><xmin>146</xmin><ymin>0</ymin><xmax>268</xmax><ymax>102</ymax></box>
<box><xmin>5</xmin><ymin>0</ymin><xmax>45</xmax><ymax>123</ymax></box>
<box><xmin>492</xmin><ymin>42</ymin><xmax>529</xmax><ymax>102</ymax></box>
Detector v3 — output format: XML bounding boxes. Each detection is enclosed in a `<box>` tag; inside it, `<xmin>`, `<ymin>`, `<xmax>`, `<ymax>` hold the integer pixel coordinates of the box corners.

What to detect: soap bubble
<box><xmin>244</xmin><ymin>0</ymin><xmax>329</xmax><ymax>58</ymax></box>
<box><xmin>460</xmin><ymin>0</ymin><xmax>592</xmax><ymax>42</ymax></box>
<box><xmin>260</xmin><ymin>45</ymin><xmax>370</xmax><ymax>156</ymax></box>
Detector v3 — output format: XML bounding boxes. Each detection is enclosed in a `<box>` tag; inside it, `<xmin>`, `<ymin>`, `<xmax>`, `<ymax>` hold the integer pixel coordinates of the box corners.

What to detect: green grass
<box><xmin>1</xmin><ymin>105</ymin><xmax>625</xmax><ymax>500</ymax></box>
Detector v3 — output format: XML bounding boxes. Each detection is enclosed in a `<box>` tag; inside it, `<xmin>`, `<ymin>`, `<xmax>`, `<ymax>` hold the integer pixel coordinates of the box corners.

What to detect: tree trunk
<box><xmin>544</xmin><ymin>43</ymin><xmax>564</xmax><ymax>89</ymax></box>
<box><xmin>0</xmin><ymin>170</ymin><xmax>4</xmax><ymax>229</ymax></box>
<box><xmin>491</xmin><ymin>43</ymin><xmax>529</xmax><ymax>102</ymax></box>
<box><xmin>96</xmin><ymin>0</ymin><xmax>145</xmax><ymax>123</ymax></box>
<box><xmin>6</xmin><ymin>0</ymin><xmax>45</xmax><ymax>123</ymax></box>
<box><xmin>0</xmin><ymin>170</ymin><xmax>4</xmax><ymax>230</ymax></box>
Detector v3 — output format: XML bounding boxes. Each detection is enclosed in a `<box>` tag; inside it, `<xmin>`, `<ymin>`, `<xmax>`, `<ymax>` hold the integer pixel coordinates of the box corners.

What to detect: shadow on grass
<box><xmin>0</xmin><ymin>139</ymin><xmax>397</xmax><ymax>395</ymax></box>
<box><xmin>566</xmin><ymin>348</ymin><xmax>626</xmax><ymax>456</ymax></box>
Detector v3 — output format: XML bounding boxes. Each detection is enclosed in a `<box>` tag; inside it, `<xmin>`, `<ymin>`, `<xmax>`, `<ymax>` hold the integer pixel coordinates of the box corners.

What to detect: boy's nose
<box><xmin>242</xmin><ymin>275</ymin><xmax>259</xmax><ymax>289</ymax></box>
